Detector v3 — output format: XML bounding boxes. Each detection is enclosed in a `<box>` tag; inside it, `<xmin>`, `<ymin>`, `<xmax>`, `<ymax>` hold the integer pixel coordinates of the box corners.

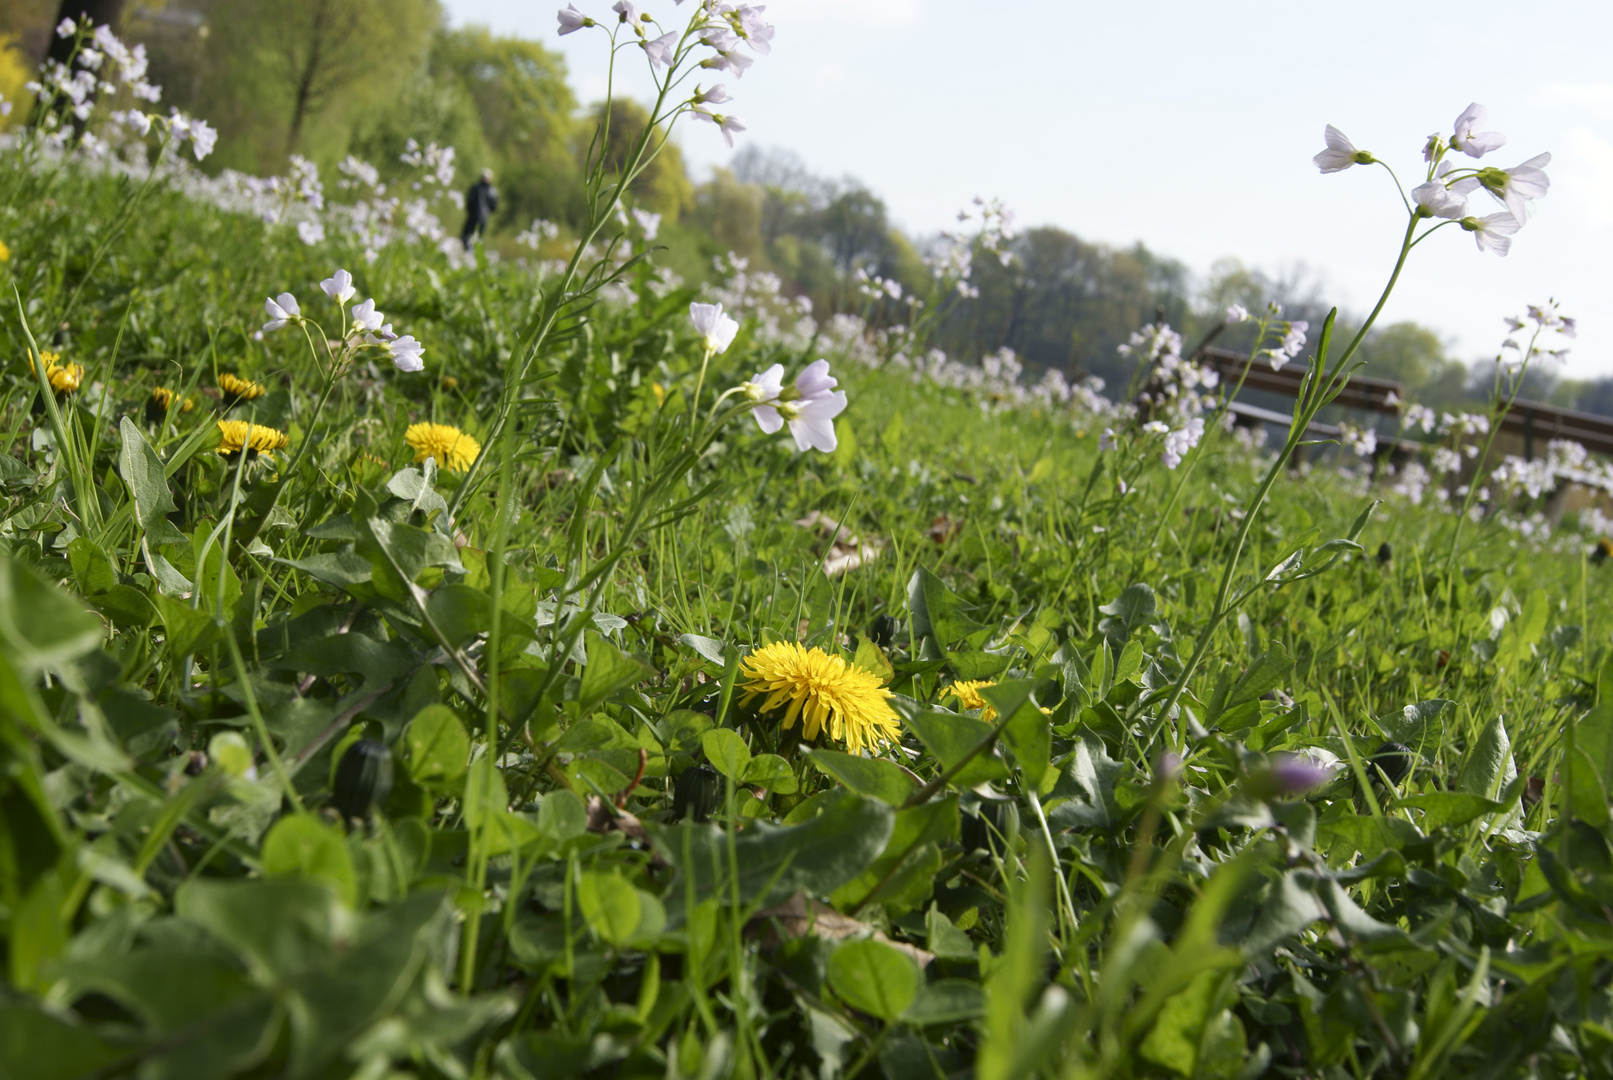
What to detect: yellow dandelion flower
<box><xmin>27</xmin><ymin>350</ymin><xmax>82</xmax><ymax>395</ymax></box>
<box><xmin>219</xmin><ymin>372</ymin><xmax>267</xmax><ymax>406</ymax></box>
<box><xmin>439</xmin><ymin>375</ymin><xmax>460</xmax><ymax>391</ymax></box>
<box><xmin>738</xmin><ymin>641</ymin><xmax>901</xmax><ymax>757</ymax></box>
<box><xmin>215</xmin><ymin>419</ymin><xmax>289</xmax><ymax>461</ymax></box>
<box><xmin>945</xmin><ymin>679</ymin><xmax>998</xmax><ymax>721</ymax></box>
<box><xmin>0</xmin><ymin>239</ymin><xmax>10</xmax><ymax>262</ymax></box>
<box><xmin>146</xmin><ymin>386</ymin><xmax>196</xmax><ymax>423</ymax></box>
<box><xmin>944</xmin><ymin>679</ymin><xmax>1052</xmax><ymax>722</ymax></box>
<box><xmin>404</xmin><ymin>422</ymin><xmax>481</xmax><ymax>472</ymax></box>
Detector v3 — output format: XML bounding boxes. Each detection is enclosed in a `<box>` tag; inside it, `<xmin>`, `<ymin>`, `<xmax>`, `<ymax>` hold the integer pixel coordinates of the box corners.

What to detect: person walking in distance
<box><xmin>462</xmin><ymin>168</ymin><xmax>498</xmax><ymax>250</ymax></box>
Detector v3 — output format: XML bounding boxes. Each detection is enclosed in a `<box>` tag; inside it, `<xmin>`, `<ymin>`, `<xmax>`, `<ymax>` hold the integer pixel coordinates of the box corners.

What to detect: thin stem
<box><xmin>1156</xmin><ymin>213</ymin><xmax>1420</xmax><ymax>750</ymax></box>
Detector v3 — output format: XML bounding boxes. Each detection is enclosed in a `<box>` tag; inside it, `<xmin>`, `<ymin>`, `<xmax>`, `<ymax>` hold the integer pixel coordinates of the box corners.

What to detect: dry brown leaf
<box><xmin>585</xmin><ymin>795</ymin><xmax>652</xmax><ymax>849</ymax></box>
<box><xmin>927</xmin><ymin>514</ymin><xmax>962</xmax><ymax>545</ymax></box>
<box><xmin>749</xmin><ymin>892</ymin><xmax>933</xmax><ymax>967</ymax></box>
<box><xmin>796</xmin><ymin>511</ymin><xmax>886</xmax><ymax>576</ymax></box>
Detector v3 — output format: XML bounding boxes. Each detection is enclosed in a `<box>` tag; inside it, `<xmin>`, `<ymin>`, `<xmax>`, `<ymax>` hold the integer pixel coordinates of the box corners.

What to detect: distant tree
<box><xmin>430</xmin><ymin>27</ymin><xmax>578</xmax><ymax>227</ymax></box>
<box><xmin>581</xmin><ymin>97</ymin><xmax>692</xmax><ymax>221</ymax></box>
<box><xmin>1356</xmin><ymin>322</ymin><xmax>1461</xmax><ymax>390</ymax></box>
<box><xmin>260</xmin><ymin>0</ymin><xmax>436</xmax><ymax>154</ymax></box>
<box><xmin>817</xmin><ymin>185</ymin><xmax>892</xmax><ymax>275</ymax></box>
<box><xmin>1564</xmin><ymin>377</ymin><xmax>1613</xmax><ymax>418</ymax></box>
<box><xmin>691</xmin><ymin>168</ymin><xmax>763</xmax><ymax>262</ymax></box>
<box><xmin>944</xmin><ymin>226</ymin><xmax>1183</xmax><ymax>382</ymax></box>
<box><xmin>131</xmin><ymin>0</ymin><xmax>436</xmax><ymax>173</ymax></box>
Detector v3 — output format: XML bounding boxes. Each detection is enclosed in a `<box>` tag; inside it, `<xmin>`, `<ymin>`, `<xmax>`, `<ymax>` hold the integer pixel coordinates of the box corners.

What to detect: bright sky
<box><xmin>444</xmin><ymin>0</ymin><xmax>1613</xmax><ymax>377</ymax></box>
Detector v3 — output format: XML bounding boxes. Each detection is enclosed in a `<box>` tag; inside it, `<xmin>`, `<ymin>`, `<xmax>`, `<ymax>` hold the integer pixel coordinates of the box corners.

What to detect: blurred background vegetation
<box><xmin>5</xmin><ymin>0</ymin><xmax>1611</xmax><ymax>414</ymax></box>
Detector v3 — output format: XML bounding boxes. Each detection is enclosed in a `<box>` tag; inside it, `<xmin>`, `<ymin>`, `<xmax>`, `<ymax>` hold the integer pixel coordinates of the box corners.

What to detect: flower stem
<box><xmin>1155</xmin><ymin>213</ymin><xmax>1419</xmax><ymax>751</ymax></box>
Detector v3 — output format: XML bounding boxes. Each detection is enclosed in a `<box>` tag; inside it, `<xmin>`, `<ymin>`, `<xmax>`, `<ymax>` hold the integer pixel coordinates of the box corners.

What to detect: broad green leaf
<box><xmin>903</xmin><ymin>978</ymin><xmax>986</xmax><ymax>1025</ymax></box>
<box><xmin>385</xmin><ymin>463</ymin><xmax>448</xmax><ymax>522</ymax></box>
<box><xmin>576</xmin><ymin>631</ymin><xmax>653</xmax><ymax>715</ymax></box>
<box><xmin>57</xmin><ymin>949</ymin><xmax>275</xmax><ymax>1080</ymax></box>
<box><xmin>1398</xmin><ymin>792</ymin><xmax>1506</xmax><ymax>830</ymax></box>
<box><xmin>274</xmin><ymin>631</ymin><xmax>416</xmax><ymax>685</ymax></box>
<box><xmin>1376</xmin><ymin>699</ymin><xmax>1452</xmax><ymax>760</ymax></box>
<box><xmin>653</xmin><ymin>792</ymin><xmax>894</xmax><ymax>923</ymax></box>
<box><xmin>0</xmin><ymin>1005</ymin><xmax>125</xmax><ymax>1080</ymax></box>
<box><xmin>1098</xmin><ymin>583</ymin><xmax>1157</xmax><ymax>644</ymax></box>
<box><xmin>852</xmin><ymin>636</ymin><xmax>894</xmax><ymax>683</ymax></box>
<box><xmin>1570</xmin><ymin>703</ymin><xmax>1613</xmax><ymax>826</ymax></box>
<box><xmin>0</xmin><ymin>556</ymin><xmax>102</xmax><ymax>679</ymax></box>
<box><xmin>578</xmin><ymin>871</ymin><xmax>642</xmax><ymax>946</ymax></box>
<box><xmin>833</xmin><ymin>797</ymin><xmax>956</xmax><ymax>914</ymax></box>
<box><xmin>424</xmin><ymin>582</ymin><xmax>491</xmax><ymax>646</ymax></box>
<box><xmin>174</xmin><ymin>877</ymin><xmax>345</xmax><ymax>983</ymax></box>
<box><xmin>261</xmin><ymin>813</ymin><xmax>358</xmax><ymax>907</ymax></box>
<box><xmin>538</xmin><ymin>789</ymin><xmax>587</xmax><ymax>841</ymax></box>
<box><xmin>908</xmin><ymin>566</ymin><xmax>988</xmax><ymax>647</ymax></box>
<box><xmin>679</xmin><ymin>633</ymin><xmax>728</xmax><ymax>665</ymax></box>
<box><xmin>1207</xmin><ymin>647</ymin><xmax>1293</xmax><ymax>726</ymax></box>
<box><xmin>926</xmin><ymin>904</ymin><xmax>976</xmax><ymax>960</ymax></box>
<box><xmin>277</xmin><ymin>549</ymin><xmax>374</xmax><ymax>589</ymax></box>
<box><xmin>368</xmin><ymin>516</ymin><xmax>462</xmax><ymax>578</ymax></box>
<box><xmin>901</xmin><ymin>707</ymin><xmax>1009</xmax><ymax>786</ymax></box>
<box><xmin>1138</xmin><ymin>969</ymin><xmax>1223</xmax><ymax>1076</ymax></box>
<box><xmin>9</xmin><ymin>871</ymin><xmax>66</xmax><ymax>992</ymax></box>
<box><xmin>742</xmin><ymin>752</ymin><xmax>798</xmax><ymax>793</ymax></box>
<box><xmin>89</xmin><ymin>582</ymin><xmax>158</xmax><ymax>628</ymax></box>
<box><xmin>146</xmin><ymin>550</ymin><xmax>194</xmax><ymax>597</ymax></box>
<box><xmin>806</xmin><ymin>748</ymin><xmax>916</xmax><ymax>806</ymax></box>
<box><xmin>983</xmin><ymin>680</ymin><xmax>1051</xmax><ymax>785</ymax></box>
<box><xmin>118</xmin><ymin>416</ymin><xmax>188</xmax><ymax>545</ymax></box>
<box><xmin>827</xmin><ymin>938</ymin><xmax>920</xmax><ymax>1021</ymax></box>
<box><xmin>701</xmin><ymin>728</ymin><xmax>752</xmax><ymax>782</ymax></box>
<box><xmin>1045</xmin><ymin>737</ymin><xmax>1122</xmax><ymax>829</ymax></box>
<box><xmin>405</xmin><ymin>705</ymin><xmax>470</xmax><ymax>786</ymax></box>
<box><xmin>1090</xmin><ymin>638</ymin><xmax>1112</xmax><ymax>701</ymax></box>
<box><xmin>154</xmin><ymin>593</ymin><xmax>217</xmax><ymax>658</ymax></box>
<box><xmin>462</xmin><ymin>754</ymin><xmax>509</xmax><ymax>831</ymax></box>
<box><xmin>1460</xmin><ymin>714</ymin><xmax>1516</xmax><ymax>801</ymax></box>
<box><xmin>1113</xmin><ymin>638</ymin><xmax>1145</xmax><ymax>684</ymax></box>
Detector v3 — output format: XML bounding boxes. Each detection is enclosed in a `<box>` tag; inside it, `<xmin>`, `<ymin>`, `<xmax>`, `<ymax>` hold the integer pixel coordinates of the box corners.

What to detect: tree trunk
<box><xmin>46</xmin><ymin>0</ymin><xmax>128</xmax><ymax>67</ymax></box>
<box><xmin>37</xmin><ymin>0</ymin><xmax>128</xmax><ymax>134</ymax></box>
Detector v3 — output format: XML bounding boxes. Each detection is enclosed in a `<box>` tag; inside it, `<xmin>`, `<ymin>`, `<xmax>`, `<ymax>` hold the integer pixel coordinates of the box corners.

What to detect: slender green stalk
<box><xmin>1156</xmin><ymin>213</ymin><xmax>1420</xmax><ymax>749</ymax></box>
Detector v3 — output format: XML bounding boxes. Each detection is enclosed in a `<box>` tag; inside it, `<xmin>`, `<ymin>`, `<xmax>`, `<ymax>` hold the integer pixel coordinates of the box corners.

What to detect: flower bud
<box><xmin>673</xmin><ymin>763</ymin><xmax>723</xmax><ymax>822</ymax></box>
<box><xmin>1367</xmin><ymin>741</ymin><xmax>1414</xmax><ymax>787</ymax></box>
<box><xmin>961</xmin><ymin>789</ymin><xmax>1019</xmax><ymax>855</ymax></box>
<box><xmin>332</xmin><ymin>739</ymin><xmax>394</xmax><ymax>822</ymax></box>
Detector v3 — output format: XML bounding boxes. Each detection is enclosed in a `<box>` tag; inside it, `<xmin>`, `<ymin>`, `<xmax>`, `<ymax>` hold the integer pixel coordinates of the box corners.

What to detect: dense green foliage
<box><xmin>5</xmin><ymin>121</ymin><xmax>1613</xmax><ymax>1079</ymax></box>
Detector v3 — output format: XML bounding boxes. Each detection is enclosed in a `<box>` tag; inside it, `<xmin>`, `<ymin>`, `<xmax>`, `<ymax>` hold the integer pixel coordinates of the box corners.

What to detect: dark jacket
<box><xmin>464</xmin><ymin>179</ymin><xmax>498</xmax><ymax>224</ymax></box>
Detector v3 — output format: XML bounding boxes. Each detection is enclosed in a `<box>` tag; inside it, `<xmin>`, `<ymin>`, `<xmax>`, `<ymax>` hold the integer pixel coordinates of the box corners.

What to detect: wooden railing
<box><xmin>1198</xmin><ymin>346</ymin><xmax>1613</xmax><ymax>465</ymax></box>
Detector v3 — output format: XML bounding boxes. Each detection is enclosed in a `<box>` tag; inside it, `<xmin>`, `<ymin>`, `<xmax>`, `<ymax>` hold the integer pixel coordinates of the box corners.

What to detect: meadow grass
<box><xmin>3</xmin><ymin>74</ymin><xmax>1613</xmax><ymax>1080</ymax></box>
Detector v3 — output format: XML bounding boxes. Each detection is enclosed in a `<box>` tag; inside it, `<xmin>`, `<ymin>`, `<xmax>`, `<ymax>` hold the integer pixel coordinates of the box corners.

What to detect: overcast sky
<box><xmin>444</xmin><ymin>0</ymin><xmax>1613</xmax><ymax>377</ymax></box>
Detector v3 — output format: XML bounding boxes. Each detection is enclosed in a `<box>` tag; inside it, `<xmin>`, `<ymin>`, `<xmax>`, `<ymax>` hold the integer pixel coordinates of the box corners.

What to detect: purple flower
<box><xmin>1269</xmin><ymin>753</ymin><xmax>1335</xmax><ymax>795</ymax></box>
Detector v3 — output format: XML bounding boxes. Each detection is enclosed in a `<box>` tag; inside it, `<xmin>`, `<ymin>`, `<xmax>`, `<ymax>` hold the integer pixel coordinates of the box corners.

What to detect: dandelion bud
<box><xmin>332</xmin><ymin>739</ymin><xmax>394</xmax><ymax>823</ymax></box>
<box><xmin>1368</xmin><ymin>741</ymin><xmax>1414</xmax><ymax>787</ymax></box>
<box><xmin>673</xmin><ymin>763</ymin><xmax>723</xmax><ymax>823</ymax></box>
